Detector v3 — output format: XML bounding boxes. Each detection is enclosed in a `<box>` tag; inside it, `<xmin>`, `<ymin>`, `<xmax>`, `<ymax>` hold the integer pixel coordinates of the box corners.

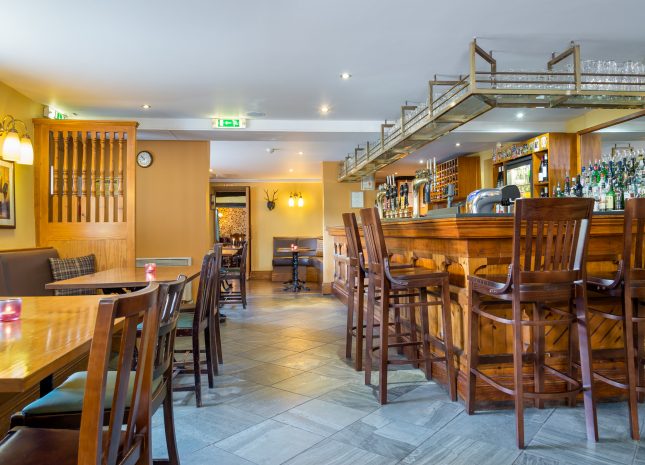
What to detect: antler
<box><xmin>264</xmin><ymin>189</ymin><xmax>270</xmax><ymax>201</ymax></box>
<box><xmin>272</xmin><ymin>189</ymin><xmax>278</xmax><ymax>201</ymax></box>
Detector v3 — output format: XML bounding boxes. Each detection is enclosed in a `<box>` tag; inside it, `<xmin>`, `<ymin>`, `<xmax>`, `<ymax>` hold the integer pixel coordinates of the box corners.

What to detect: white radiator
<box><xmin>135</xmin><ymin>257</ymin><xmax>193</xmax><ymax>302</ymax></box>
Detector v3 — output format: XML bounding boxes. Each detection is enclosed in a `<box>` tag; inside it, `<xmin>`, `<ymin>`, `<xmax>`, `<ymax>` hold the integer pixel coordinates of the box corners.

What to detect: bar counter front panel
<box><xmin>328</xmin><ymin>212</ymin><xmax>626</xmax><ymax>404</ymax></box>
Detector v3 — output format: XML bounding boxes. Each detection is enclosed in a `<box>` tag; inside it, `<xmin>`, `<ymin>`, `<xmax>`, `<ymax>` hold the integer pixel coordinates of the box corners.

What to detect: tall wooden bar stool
<box><xmin>360</xmin><ymin>207</ymin><xmax>457</xmax><ymax>404</ymax></box>
<box><xmin>343</xmin><ymin>212</ymin><xmax>418</xmax><ymax>372</ymax></box>
<box><xmin>586</xmin><ymin>198</ymin><xmax>645</xmax><ymax>440</ymax></box>
<box><xmin>466</xmin><ymin>197</ymin><xmax>598</xmax><ymax>449</ymax></box>
<box><xmin>0</xmin><ymin>284</ymin><xmax>162</xmax><ymax>465</ymax></box>
<box><xmin>220</xmin><ymin>240</ymin><xmax>248</xmax><ymax>309</ymax></box>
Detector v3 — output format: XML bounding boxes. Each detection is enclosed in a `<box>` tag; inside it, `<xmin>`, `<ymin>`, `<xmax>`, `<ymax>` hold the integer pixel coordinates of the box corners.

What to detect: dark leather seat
<box><xmin>0</xmin><ymin>428</ymin><xmax>80</xmax><ymax>465</ymax></box>
<box><xmin>0</xmin><ymin>247</ymin><xmax>59</xmax><ymax>296</ymax></box>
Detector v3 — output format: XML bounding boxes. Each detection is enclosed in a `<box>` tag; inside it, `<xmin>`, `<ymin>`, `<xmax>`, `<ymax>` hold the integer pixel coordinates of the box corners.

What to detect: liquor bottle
<box><xmin>540</xmin><ymin>187</ymin><xmax>549</xmax><ymax>198</ymax></box>
<box><xmin>573</xmin><ymin>176</ymin><xmax>583</xmax><ymax>197</ymax></box>
<box><xmin>606</xmin><ymin>181</ymin><xmax>615</xmax><ymax>211</ymax></box>
<box><xmin>541</xmin><ymin>154</ymin><xmax>549</xmax><ymax>182</ymax></box>
<box><xmin>496</xmin><ymin>166</ymin><xmax>504</xmax><ymax>188</ymax></box>
<box><xmin>555</xmin><ymin>182</ymin><xmax>563</xmax><ymax>198</ymax></box>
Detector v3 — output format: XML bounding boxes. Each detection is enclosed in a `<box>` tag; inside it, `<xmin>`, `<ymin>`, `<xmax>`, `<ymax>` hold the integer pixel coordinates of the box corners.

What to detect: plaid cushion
<box><xmin>49</xmin><ymin>254</ymin><xmax>97</xmax><ymax>296</ymax></box>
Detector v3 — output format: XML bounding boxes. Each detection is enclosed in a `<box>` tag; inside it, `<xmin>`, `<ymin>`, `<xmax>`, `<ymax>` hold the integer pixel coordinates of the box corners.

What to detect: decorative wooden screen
<box><xmin>33</xmin><ymin>120</ymin><xmax>138</xmax><ymax>270</ymax></box>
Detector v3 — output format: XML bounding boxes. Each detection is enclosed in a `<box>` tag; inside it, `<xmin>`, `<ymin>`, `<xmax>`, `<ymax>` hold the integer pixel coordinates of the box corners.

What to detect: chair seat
<box><xmin>176</xmin><ymin>312</ymin><xmax>195</xmax><ymax>330</ymax></box>
<box><xmin>21</xmin><ymin>371</ymin><xmax>162</xmax><ymax>416</ymax></box>
<box><xmin>388</xmin><ymin>268</ymin><xmax>449</xmax><ymax>287</ymax></box>
<box><xmin>469</xmin><ymin>274</ymin><xmax>574</xmax><ymax>301</ymax></box>
<box><xmin>272</xmin><ymin>257</ymin><xmax>293</xmax><ymax>266</ymax></box>
<box><xmin>0</xmin><ymin>427</ymin><xmax>79</xmax><ymax>465</ymax></box>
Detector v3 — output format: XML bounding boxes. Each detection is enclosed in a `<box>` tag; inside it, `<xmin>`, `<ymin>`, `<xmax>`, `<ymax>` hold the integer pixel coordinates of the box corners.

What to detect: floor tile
<box><xmin>235</xmin><ymin>363</ymin><xmax>304</xmax><ymax>386</ymax></box>
<box><xmin>271</xmin><ymin>352</ymin><xmax>331</xmax><ymax>371</ymax></box>
<box><xmin>228</xmin><ymin>386</ymin><xmax>311</xmax><ymax>418</ymax></box>
<box><xmin>181</xmin><ymin>444</ymin><xmax>255</xmax><ymax>465</ymax></box>
<box><xmin>216</xmin><ymin>419</ymin><xmax>325</xmax><ymax>465</ymax></box>
<box><xmin>284</xmin><ymin>438</ymin><xmax>397</xmax><ymax>465</ymax></box>
<box><xmin>272</xmin><ymin>371</ymin><xmax>349</xmax><ymax>397</ymax></box>
<box><xmin>274</xmin><ymin>398</ymin><xmax>367</xmax><ymax>436</ymax></box>
<box><xmin>271</xmin><ymin>337</ymin><xmax>327</xmax><ymax>352</ymax></box>
<box><xmin>238</xmin><ymin>346</ymin><xmax>299</xmax><ymax>363</ymax></box>
<box><xmin>318</xmin><ymin>383</ymin><xmax>383</xmax><ymax>413</ymax></box>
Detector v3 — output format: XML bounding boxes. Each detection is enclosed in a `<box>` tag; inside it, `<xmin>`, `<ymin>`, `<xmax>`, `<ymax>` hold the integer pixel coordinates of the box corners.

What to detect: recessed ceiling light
<box><xmin>320</xmin><ymin>105</ymin><xmax>330</xmax><ymax>114</ymax></box>
<box><xmin>455</xmin><ymin>142</ymin><xmax>461</xmax><ymax>147</ymax></box>
<box><xmin>419</xmin><ymin>159</ymin><xmax>424</xmax><ymax>164</ymax></box>
<box><xmin>340</xmin><ymin>72</ymin><xmax>352</xmax><ymax>80</ymax></box>
<box><xmin>516</xmin><ymin>112</ymin><xmax>525</xmax><ymax>119</ymax></box>
<box><xmin>209</xmin><ymin>168</ymin><xmax>213</xmax><ymax>173</ymax></box>
<box><xmin>289</xmin><ymin>168</ymin><xmax>294</xmax><ymax>173</ymax></box>
<box><xmin>394</xmin><ymin>172</ymin><xmax>398</xmax><ymax>175</ymax></box>
<box><xmin>141</xmin><ymin>104</ymin><xmax>151</xmax><ymax>110</ymax></box>
<box><xmin>298</xmin><ymin>151</ymin><xmax>303</xmax><ymax>155</ymax></box>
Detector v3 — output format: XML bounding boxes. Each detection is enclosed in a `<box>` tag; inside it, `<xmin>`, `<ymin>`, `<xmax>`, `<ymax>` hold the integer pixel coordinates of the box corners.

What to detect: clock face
<box><xmin>137</xmin><ymin>151</ymin><xmax>153</xmax><ymax>168</ymax></box>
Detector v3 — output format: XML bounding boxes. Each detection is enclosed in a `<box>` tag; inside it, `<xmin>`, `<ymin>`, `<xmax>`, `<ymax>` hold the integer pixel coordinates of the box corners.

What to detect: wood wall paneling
<box><xmin>34</xmin><ymin>119</ymin><xmax>138</xmax><ymax>270</ymax></box>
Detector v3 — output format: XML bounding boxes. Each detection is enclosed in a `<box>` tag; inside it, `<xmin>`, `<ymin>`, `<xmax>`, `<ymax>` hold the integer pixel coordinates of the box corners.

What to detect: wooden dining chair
<box><xmin>586</xmin><ymin>198</ymin><xmax>645</xmax><ymax>440</ymax></box>
<box><xmin>174</xmin><ymin>245</ymin><xmax>222</xmax><ymax>407</ymax></box>
<box><xmin>219</xmin><ymin>240</ymin><xmax>248</xmax><ymax>309</ymax></box>
<box><xmin>466</xmin><ymin>197</ymin><xmax>598</xmax><ymax>449</ymax></box>
<box><xmin>0</xmin><ymin>283</ymin><xmax>162</xmax><ymax>465</ymax></box>
<box><xmin>10</xmin><ymin>277</ymin><xmax>187</xmax><ymax>465</ymax></box>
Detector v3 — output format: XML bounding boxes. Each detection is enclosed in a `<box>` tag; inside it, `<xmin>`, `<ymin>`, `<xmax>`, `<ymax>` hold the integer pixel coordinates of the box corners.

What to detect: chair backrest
<box><xmin>342</xmin><ymin>213</ymin><xmax>363</xmax><ymax>272</ymax></box>
<box><xmin>193</xmin><ymin>249</ymin><xmax>219</xmax><ymax>328</ymax></box>
<box><xmin>359</xmin><ymin>207</ymin><xmax>389</xmax><ymax>278</ymax></box>
<box><xmin>512</xmin><ymin>198</ymin><xmax>594</xmax><ymax>286</ymax></box>
<box><xmin>153</xmin><ymin>276</ymin><xmax>187</xmax><ymax>383</ymax></box>
<box><xmin>237</xmin><ymin>240</ymin><xmax>248</xmax><ymax>272</ymax></box>
<box><xmin>78</xmin><ymin>283</ymin><xmax>161</xmax><ymax>465</ymax></box>
<box><xmin>623</xmin><ymin>198</ymin><xmax>645</xmax><ymax>284</ymax></box>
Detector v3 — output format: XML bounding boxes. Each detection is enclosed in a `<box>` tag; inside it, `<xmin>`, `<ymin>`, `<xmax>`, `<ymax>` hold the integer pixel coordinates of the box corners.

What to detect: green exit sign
<box><xmin>212</xmin><ymin>118</ymin><xmax>246</xmax><ymax>129</ymax></box>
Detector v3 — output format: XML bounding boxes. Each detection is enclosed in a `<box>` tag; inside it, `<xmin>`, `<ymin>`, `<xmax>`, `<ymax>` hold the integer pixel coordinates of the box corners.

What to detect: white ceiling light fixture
<box><xmin>455</xmin><ymin>142</ymin><xmax>461</xmax><ymax>147</ymax></box>
<box><xmin>297</xmin><ymin>151</ymin><xmax>303</xmax><ymax>155</ymax></box>
<box><xmin>319</xmin><ymin>105</ymin><xmax>330</xmax><ymax>114</ymax></box>
<box><xmin>516</xmin><ymin>112</ymin><xmax>525</xmax><ymax>119</ymax></box>
<box><xmin>340</xmin><ymin>72</ymin><xmax>352</xmax><ymax>80</ymax></box>
<box><xmin>141</xmin><ymin>104</ymin><xmax>151</xmax><ymax>110</ymax></box>
<box><xmin>289</xmin><ymin>168</ymin><xmax>294</xmax><ymax>173</ymax></box>
<box><xmin>419</xmin><ymin>159</ymin><xmax>424</xmax><ymax>164</ymax></box>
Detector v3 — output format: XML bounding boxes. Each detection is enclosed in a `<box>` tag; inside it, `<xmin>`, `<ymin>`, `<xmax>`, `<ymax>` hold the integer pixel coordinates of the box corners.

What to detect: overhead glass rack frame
<box><xmin>338</xmin><ymin>40</ymin><xmax>645</xmax><ymax>182</ymax></box>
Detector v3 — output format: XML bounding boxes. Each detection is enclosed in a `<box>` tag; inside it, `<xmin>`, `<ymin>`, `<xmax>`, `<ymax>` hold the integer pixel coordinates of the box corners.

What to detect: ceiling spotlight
<box><xmin>340</xmin><ymin>72</ymin><xmax>352</xmax><ymax>80</ymax></box>
<box><xmin>298</xmin><ymin>151</ymin><xmax>303</xmax><ymax>155</ymax></box>
<box><xmin>394</xmin><ymin>172</ymin><xmax>398</xmax><ymax>175</ymax></box>
<box><xmin>455</xmin><ymin>142</ymin><xmax>461</xmax><ymax>147</ymax></box>
<box><xmin>266</xmin><ymin>147</ymin><xmax>278</xmax><ymax>154</ymax></box>
<box><xmin>141</xmin><ymin>104</ymin><xmax>151</xmax><ymax>110</ymax></box>
<box><xmin>419</xmin><ymin>159</ymin><xmax>424</xmax><ymax>164</ymax></box>
<box><xmin>320</xmin><ymin>105</ymin><xmax>330</xmax><ymax>114</ymax></box>
<box><xmin>289</xmin><ymin>168</ymin><xmax>294</xmax><ymax>173</ymax></box>
<box><xmin>516</xmin><ymin>112</ymin><xmax>525</xmax><ymax>119</ymax></box>
<box><xmin>209</xmin><ymin>168</ymin><xmax>213</xmax><ymax>173</ymax></box>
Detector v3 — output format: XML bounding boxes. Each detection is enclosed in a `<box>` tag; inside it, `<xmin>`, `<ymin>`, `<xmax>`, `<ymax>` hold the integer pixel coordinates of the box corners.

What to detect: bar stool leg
<box><xmin>163</xmin><ymin>380</ymin><xmax>180</xmax><ymax>465</ymax></box>
<box><xmin>355</xmin><ymin>279</ymin><xmax>365</xmax><ymax>371</ymax></box>
<box><xmin>418</xmin><ymin>287</ymin><xmax>433</xmax><ymax>380</ymax></box>
<box><xmin>533</xmin><ymin>303</ymin><xmax>545</xmax><ymax>409</ymax></box>
<box><xmin>346</xmin><ymin>269</ymin><xmax>355</xmax><ymax>360</ymax></box>
<box><xmin>623</xmin><ymin>292</ymin><xmax>640</xmax><ymax>440</ymax></box>
<box><xmin>634</xmin><ymin>299</ymin><xmax>645</xmax><ymax>404</ymax></box>
<box><xmin>192</xmin><ymin>334</ymin><xmax>203</xmax><ymax>408</ymax></box>
<box><xmin>407</xmin><ymin>292</ymin><xmax>420</xmax><ymax>369</ymax></box>
<box><xmin>378</xmin><ymin>284</ymin><xmax>391</xmax><ymax>404</ymax></box>
<box><xmin>466</xmin><ymin>289</ymin><xmax>479</xmax><ymax>414</ymax></box>
<box><xmin>574</xmin><ymin>283</ymin><xmax>599</xmax><ymax>442</ymax></box>
<box><xmin>364</xmin><ymin>280</ymin><xmax>376</xmax><ymax>385</ymax></box>
<box><xmin>511</xmin><ymin>295</ymin><xmax>526</xmax><ymax>449</ymax></box>
<box><xmin>567</xmin><ymin>298</ymin><xmax>578</xmax><ymax>407</ymax></box>
<box><xmin>441</xmin><ymin>278</ymin><xmax>457</xmax><ymax>402</ymax></box>
<box><xmin>394</xmin><ymin>295</ymin><xmax>403</xmax><ymax>355</ymax></box>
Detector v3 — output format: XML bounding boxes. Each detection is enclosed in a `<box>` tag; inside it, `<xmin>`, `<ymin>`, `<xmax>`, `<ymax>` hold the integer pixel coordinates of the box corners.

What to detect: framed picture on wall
<box><xmin>0</xmin><ymin>160</ymin><xmax>15</xmax><ymax>229</ymax></box>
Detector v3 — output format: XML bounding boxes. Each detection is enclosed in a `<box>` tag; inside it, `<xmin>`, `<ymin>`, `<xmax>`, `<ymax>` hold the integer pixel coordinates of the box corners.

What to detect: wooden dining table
<box><xmin>45</xmin><ymin>265</ymin><xmax>202</xmax><ymax>291</ymax></box>
<box><xmin>0</xmin><ymin>295</ymin><xmax>105</xmax><ymax>394</ymax></box>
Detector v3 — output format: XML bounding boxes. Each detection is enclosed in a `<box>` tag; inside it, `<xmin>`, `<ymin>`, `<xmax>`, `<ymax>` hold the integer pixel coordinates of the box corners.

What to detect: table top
<box><xmin>276</xmin><ymin>247</ymin><xmax>313</xmax><ymax>253</ymax></box>
<box><xmin>0</xmin><ymin>295</ymin><xmax>105</xmax><ymax>393</ymax></box>
<box><xmin>45</xmin><ymin>265</ymin><xmax>201</xmax><ymax>290</ymax></box>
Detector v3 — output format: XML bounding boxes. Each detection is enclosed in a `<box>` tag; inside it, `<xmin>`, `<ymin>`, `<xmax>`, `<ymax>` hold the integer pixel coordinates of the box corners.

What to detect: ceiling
<box><xmin>2</xmin><ymin>0</ymin><xmax>644</xmax><ymax>179</ymax></box>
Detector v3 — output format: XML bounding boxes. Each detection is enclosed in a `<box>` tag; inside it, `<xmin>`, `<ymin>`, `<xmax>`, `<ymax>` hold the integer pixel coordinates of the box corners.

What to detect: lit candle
<box><xmin>144</xmin><ymin>263</ymin><xmax>157</xmax><ymax>273</ymax></box>
<box><xmin>0</xmin><ymin>298</ymin><xmax>22</xmax><ymax>322</ymax></box>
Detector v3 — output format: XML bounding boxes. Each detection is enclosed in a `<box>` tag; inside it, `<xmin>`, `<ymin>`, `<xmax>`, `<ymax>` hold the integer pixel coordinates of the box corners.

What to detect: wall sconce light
<box><xmin>289</xmin><ymin>192</ymin><xmax>304</xmax><ymax>208</ymax></box>
<box><xmin>0</xmin><ymin>115</ymin><xmax>33</xmax><ymax>165</ymax></box>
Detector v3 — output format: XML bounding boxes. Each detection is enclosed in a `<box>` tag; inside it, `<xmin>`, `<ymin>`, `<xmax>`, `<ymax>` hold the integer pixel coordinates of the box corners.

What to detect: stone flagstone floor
<box><xmin>152</xmin><ymin>282</ymin><xmax>645</xmax><ymax>465</ymax></box>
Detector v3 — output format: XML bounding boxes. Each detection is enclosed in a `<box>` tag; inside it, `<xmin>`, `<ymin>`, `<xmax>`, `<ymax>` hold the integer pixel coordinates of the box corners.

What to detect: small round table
<box><xmin>277</xmin><ymin>247</ymin><xmax>312</xmax><ymax>292</ymax></box>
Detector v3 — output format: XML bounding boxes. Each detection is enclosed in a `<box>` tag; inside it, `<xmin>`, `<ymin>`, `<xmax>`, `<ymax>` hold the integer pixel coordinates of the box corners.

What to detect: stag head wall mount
<box><xmin>264</xmin><ymin>189</ymin><xmax>278</xmax><ymax>211</ymax></box>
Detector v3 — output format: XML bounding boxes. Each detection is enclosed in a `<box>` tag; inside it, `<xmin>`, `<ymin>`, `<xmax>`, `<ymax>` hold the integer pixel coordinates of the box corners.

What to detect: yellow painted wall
<box><xmin>565</xmin><ymin>109</ymin><xmax>642</xmax><ymax>133</ymax></box>
<box><xmin>212</xmin><ymin>181</ymin><xmax>323</xmax><ymax>271</ymax></box>
<box><xmin>135</xmin><ymin>140</ymin><xmax>211</xmax><ymax>273</ymax></box>
<box><xmin>322</xmin><ymin>161</ymin><xmax>376</xmax><ymax>287</ymax></box>
<box><xmin>0</xmin><ymin>82</ymin><xmax>43</xmax><ymax>249</ymax></box>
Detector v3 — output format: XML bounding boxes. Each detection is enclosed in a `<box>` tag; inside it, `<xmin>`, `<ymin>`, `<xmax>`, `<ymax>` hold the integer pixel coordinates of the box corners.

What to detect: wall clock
<box><xmin>137</xmin><ymin>150</ymin><xmax>153</xmax><ymax>168</ymax></box>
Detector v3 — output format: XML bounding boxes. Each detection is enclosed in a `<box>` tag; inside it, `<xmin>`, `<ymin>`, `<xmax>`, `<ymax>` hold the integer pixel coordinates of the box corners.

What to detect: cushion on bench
<box><xmin>49</xmin><ymin>254</ymin><xmax>97</xmax><ymax>296</ymax></box>
<box><xmin>0</xmin><ymin>248</ymin><xmax>59</xmax><ymax>296</ymax></box>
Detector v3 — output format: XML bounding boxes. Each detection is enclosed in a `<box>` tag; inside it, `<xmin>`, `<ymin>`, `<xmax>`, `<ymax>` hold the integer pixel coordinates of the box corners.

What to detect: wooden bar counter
<box><xmin>328</xmin><ymin>211</ymin><xmax>626</xmax><ymax>404</ymax></box>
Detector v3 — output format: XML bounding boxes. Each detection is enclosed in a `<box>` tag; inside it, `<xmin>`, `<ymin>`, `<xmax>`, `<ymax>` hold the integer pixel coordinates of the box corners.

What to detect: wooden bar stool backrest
<box><xmin>360</xmin><ymin>207</ymin><xmax>389</xmax><ymax>282</ymax></box>
<box><xmin>193</xmin><ymin>246</ymin><xmax>221</xmax><ymax>331</ymax></box>
<box><xmin>237</xmin><ymin>241</ymin><xmax>249</xmax><ymax>272</ymax></box>
<box><xmin>154</xmin><ymin>276</ymin><xmax>187</xmax><ymax>384</ymax></box>
<box><xmin>513</xmin><ymin>198</ymin><xmax>594</xmax><ymax>286</ymax></box>
<box><xmin>78</xmin><ymin>283</ymin><xmax>161</xmax><ymax>465</ymax></box>
<box><xmin>624</xmin><ymin>198</ymin><xmax>645</xmax><ymax>284</ymax></box>
<box><xmin>342</xmin><ymin>212</ymin><xmax>364</xmax><ymax>276</ymax></box>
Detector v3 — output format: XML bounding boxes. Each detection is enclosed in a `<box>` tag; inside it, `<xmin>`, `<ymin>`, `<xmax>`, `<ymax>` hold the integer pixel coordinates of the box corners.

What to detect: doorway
<box><xmin>210</xmin><ymin>185</ymin><xmax>251</xmax><ymax>278</ymax></box>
